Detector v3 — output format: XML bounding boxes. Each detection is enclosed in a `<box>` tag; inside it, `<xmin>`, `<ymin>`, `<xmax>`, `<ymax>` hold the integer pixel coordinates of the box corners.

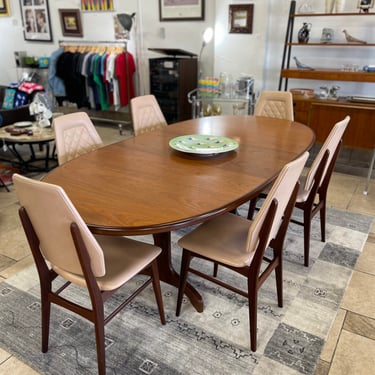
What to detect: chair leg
<box><xmin>303</xmin><ymin>209</ymin><xmax>312</xmax><ymax>267</ymax></box>
<box><xmin>41</xmin><ymin>292</ymin><xmax>51</xmax><ymax>353</ymax></box>
<box><xmin>247</xmin><ymin>282</ymin><xmax>258</xmax><ymax>352</ymax></box>
<box><xmin>320</xmin><ymin>200</ymin><xmax>327</xmax><ymax>243</ymax></box>
<box><xmin>247</xmin><ymin>198</ymin><xmax>258</xmax><ymax>220</ymax></box>
<box><xmin>176</xmin><ymin>250</ymin><xmax>192</xmax><ymax>316</ymax></box>
<box><xmin>275</xmin><ymin>260</ymin><xmax>283</xmax><ymax>308</ymax></box>
<box><xmin>213</xmin><ymin>262</ymin><xmax>218</xmax><ymax>277</ymax></box>
<box><xmin>93</xmin><ymin>306</ymin><xmax>106</xmax><ymax>375</ymax></box>
<box><xmin>150</xmin><ymin>260</ymin><xmax>166</xmax><ymax>325</ymax></box>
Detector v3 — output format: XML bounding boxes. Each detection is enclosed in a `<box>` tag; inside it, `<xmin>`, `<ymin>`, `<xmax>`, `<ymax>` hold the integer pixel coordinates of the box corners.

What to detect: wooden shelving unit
<box><xmin>281</xmin><ymin>69</ymin><xmax>375</xmax><ymax>83</ymax></box>
<box><xmin>279</xmin><ymin>1</ymin><xmax>375</xmax><ymax>90</ymax></box>
<box><xmin>279</xmin><ymin>1</ymin><xmax>375</xmax><ymax>156</ymax></box>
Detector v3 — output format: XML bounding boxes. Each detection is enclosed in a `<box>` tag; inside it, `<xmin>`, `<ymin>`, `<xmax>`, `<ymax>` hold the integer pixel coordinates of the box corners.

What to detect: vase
<box><xmin>325</xmin><ymin>0</ymin><xmax>345</xmax><ymax>13</ymax></box>
<box><xmin>298</xmin><ymin>22</ymin><xmax>312</xmax><ymax>44</ymax></box>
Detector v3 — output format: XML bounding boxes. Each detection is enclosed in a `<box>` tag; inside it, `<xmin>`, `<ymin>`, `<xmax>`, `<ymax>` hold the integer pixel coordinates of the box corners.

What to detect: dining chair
<box><xmin>290</xmin><ymin>115</ymin><xmax>350</xmax><ymax>266</ymax></box>
<box><xmin>130</xmin><ymin>94</ymin><xmax>168</xmax><ymax>136</ymax></box>
<box><xmin>254</xmin><ymin>90</ymin><xmax>294</xmax><ymax>121</ymax></box>
<box><xmin>246</xmin><ymin>90</ymin><xmax>295</xmax><ymax>217</ymax></box>
<box><xmin>13</xmin><ymin>174</ymin><xmax>166</xmax><ymax>375</ymax></box>
<box><xmin>176</xmin><ymin>151</ymin><xmax>309</xmax><ymax>351</ymax></box>
<box><xmin>248</xmin><ymin>115</ymin><xmax>350</xmax><ymax>267</ymax></box>
<box><xmin>53</xmin><ymin>111</ymin><xmax>103</xmax><ymax>165</ymax></box>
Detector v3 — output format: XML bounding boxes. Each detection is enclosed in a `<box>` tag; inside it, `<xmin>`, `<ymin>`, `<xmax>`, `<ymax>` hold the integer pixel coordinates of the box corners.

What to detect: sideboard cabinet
<box><xmin>149</xmin><ymin>52</ymin><xmax>197</xmax><ymax>124</ymax></box>
<box><xmin>294</xmin><ymin>97</ymin><xmax>375</xmax><ymax>149</ymax></box>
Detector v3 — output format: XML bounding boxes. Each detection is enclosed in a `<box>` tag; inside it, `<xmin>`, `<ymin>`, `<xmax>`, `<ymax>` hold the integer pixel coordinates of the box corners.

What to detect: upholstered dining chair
<box><xmin>53</xmin><ymin>112</ymin><xmax>103</xmax><ymax>165</ymax></box>
<box><xmin>254</xmin><ymin>90</ymin><xmax>294</xmax><ymax>121</ymax></box>
<box><xmin>176</xmin><ymin>151</ymin><xmax>309</xmax><ymax>352</ymax></box>
<box><xmin>290</xmin><ymin>115</ymin><xmax>350</xmax><ymax>266</ymax></box>
<box><xmin>130</xmin><ymin>94</ymin><xmax>168</xmax><ymax>136</ymax></box>
<box><xmin>13</xmin><ymin>174</ymin><xmax>166</xmax><ymax>375</ymax></box>
<box><xmin>248</xmin><ymin>116</ymin><xmax>350</xmax><ymax>267</ymax></box>
<box><xmin>245</xmin><ymin>90</ymin><xmax>295</xmax><ymax>216</ymax></box>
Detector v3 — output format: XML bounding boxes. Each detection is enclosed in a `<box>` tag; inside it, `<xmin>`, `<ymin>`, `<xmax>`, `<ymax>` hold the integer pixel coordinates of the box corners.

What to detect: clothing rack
<box><xmin>56</xmin><ymin>40</ymin><xmax>132</xmax><ymax>131</ymax></box>
<box><xmin>58</xmin><ymin>39</ymin><xmax>127</xmax><ymax>54</ymax></box>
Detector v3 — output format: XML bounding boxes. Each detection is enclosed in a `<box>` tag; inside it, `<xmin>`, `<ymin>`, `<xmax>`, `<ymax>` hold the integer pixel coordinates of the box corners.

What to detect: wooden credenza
<box><xmin>294</xmin><ymin>97</ymin><xmax>375</xmax><ymax>150</ymax></box>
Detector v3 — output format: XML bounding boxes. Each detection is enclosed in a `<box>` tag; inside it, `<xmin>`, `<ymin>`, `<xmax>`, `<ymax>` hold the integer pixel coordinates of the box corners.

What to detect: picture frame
<box><xmin>59</xmin><ymin>9</ymin><xmax>83</xmax><ymax>37</ymax></box>
<box><xmin>357</xmin><ymin>0</ymin><xmax>374</xmax><ymax>12</ymax></box>
<box><xmin>159</xmin><ymin>0</ymin><xmax>204</xmax><ymax>21</ymax></box>
<box><xmin>19</xmin><ymin>0</ymin><xmax>52</xmax><ymax>42</ymax></box>
<box><xmin>81</xmin><ymin>0</ymin><xmax>115</xmax><ymax>12</ymax></box>
<box><xmin>228</xmin><ymin>4</ymin><xmax>254</xmax><ymax>34</ymax></box>
<box><xmin>0</xmin><ymin>0</ymin><xmax>10</xmax><ymax>17</ymax></box>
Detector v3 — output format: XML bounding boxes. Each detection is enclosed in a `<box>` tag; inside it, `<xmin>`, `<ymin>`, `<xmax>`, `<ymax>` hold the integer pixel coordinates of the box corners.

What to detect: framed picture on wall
<box><xmin>20</xmin><ymin>0</ymin><xmax>53</xmax><ymax>42</ymax></box>
<box><xmin>81</xmin><ymin>0</ymin><xmax>115</xmax><ymax>12</ymax></box>
<box><xmin>59</xmin><ymin>9</ymin><xmax>83</xmax><ymax>37</ymax></box>
<box><xmin>0</xmin><ymin>0</ymin><xmax>10</xmax><ymax>17</ymax></box>
<box><xmin>159</xmin><ymin>0</ymin><xmax>205</xmax><ymax>21</ymax></box>
<box><xmin>228</xmin><ymin>4</ymin><xmax>254</xmax><ymax>34</ymax></box>
<box><xmin>357</xmin><ymin>0</ymin><xmax>374</xmax><ymax>12</ymax></box>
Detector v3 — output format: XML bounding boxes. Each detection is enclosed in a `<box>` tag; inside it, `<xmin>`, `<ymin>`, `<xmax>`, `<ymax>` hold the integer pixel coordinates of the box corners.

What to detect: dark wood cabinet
<box><xmin>149</xmin><ymin>57</ymin><xmax>197</xmax><ymax>124</ymax></box>
<box><xmin>294</xmin><ymin>98</ymin><xmax>375</xmax><ymax>149</ymax></box>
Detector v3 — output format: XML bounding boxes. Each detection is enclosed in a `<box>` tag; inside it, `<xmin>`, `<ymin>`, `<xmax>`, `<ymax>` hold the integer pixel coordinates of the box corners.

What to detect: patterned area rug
<box><xmin>0</xmin><ymin>206</ymin><xmax>372</xmax><ymax>375</ymax></box>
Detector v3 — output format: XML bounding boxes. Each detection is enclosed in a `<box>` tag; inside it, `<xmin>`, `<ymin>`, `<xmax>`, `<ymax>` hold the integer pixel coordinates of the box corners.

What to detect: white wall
<box><xmin>0</xmin><ymin>0</ymin><xmax>373</xmax><ymax>98</ymax></box>
<box><xmin>213</xmin><ymin>0</ymin><xmax>271</xmax><ymax>94</ymax></box>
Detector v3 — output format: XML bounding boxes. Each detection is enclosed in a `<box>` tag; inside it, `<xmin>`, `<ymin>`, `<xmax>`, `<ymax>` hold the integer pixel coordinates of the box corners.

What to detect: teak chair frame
<box><xmin>18</xmin><ymin>206</ymin><xmax>165</xmax><ymax>375</ymax></box>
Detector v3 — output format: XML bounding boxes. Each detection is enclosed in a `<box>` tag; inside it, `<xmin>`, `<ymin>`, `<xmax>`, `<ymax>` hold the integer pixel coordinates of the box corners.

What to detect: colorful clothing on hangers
<box><xmin>54</xmin><ymin>47</ymin><xmax>135</xmax><ymax>110</ymax></box>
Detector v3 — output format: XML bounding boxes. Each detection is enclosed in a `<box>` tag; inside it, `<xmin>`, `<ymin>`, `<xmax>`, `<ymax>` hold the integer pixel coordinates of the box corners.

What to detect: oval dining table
<box><xmin>43</xmin><ymin>115</ymin><xmax>315</xmax><ymax>312</ymax></box>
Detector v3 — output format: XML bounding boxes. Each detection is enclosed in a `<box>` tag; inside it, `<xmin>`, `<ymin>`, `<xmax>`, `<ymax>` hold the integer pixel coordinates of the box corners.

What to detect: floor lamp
<box><xmin>194</xmin><ymin>27</ymin><xmax>214</xmax><ymax>118</ymax></box>
<box><xmin>198</xmin><ymin>27</ymin><xmax>214</xmax><ymax>80</ymax></box>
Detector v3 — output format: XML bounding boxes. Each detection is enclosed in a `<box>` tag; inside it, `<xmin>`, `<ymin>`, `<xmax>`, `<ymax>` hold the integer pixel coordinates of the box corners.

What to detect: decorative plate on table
<box><xmin>13</xmin><ymin>121</ymin><xmax>33</xmax><ymax>128</ymax></box>
<box><xmin>169</xmin><ymin>134</ymin><xmax>239</xmax><ymax>155</ymax></box>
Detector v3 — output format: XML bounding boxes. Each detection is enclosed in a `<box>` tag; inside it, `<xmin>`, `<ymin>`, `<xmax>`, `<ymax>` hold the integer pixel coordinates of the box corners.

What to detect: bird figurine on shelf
<box><xmin>342</xmin><ymin>30</ymin><xmax>367</xmax><ymax>44</ymax></box>
<box><xmin>293</xmin><ymin>56</ymin><xmax>314</xmax><ymax>70</ymax></box>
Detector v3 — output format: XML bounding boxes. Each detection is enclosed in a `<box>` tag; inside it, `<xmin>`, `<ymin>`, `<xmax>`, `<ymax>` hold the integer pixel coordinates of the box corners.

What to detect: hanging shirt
<box><xmin>48</xmin><ymin>47</ymin><xmax>66</xmax><ymax>97</ymax></box>
<box><xmin>106</xmin><ymin>53</ymin><xmax>118</xmax><ymax>107</ymax></box>
<box><xmin>115</xmin><ymin>51</ymin><xmax>136</xmax><ymax>107</ymax></box>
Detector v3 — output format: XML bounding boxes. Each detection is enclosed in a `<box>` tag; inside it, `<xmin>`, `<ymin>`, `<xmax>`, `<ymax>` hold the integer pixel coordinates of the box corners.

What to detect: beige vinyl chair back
<box><xmin>254</xmin><ymin>90</ymin><xmax>294</xmax><ymax>121</ymax></box>
<box><xmin>13</xmin><ymin>173</ymin><xmax>105</xmax><ymax>280</ymax></box>
<box><xmin>54</xmin><ymin>112</ymin><xmax>103</xmax><ymax>165</ymax></box>
<box><xmin>247</xmin><ymin>151</ymin><xmax>309</xmax><ymax>256</ymax></box>
<box><xmin>130</xmin><ymin>94</ymin><xmax>168</xmax><ymax>136</ymax></box>
<box><xmin>301</xmin><ymin>115</ymin><xmax>350</xmax><ymax>196</ymax></box>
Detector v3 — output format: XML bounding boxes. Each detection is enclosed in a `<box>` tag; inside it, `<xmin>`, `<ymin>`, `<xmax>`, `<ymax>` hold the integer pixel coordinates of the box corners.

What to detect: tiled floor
<box><xmin>0</xmin><ymin>124</ymin><xmax>374</xmax><ymax>374</ymax></box>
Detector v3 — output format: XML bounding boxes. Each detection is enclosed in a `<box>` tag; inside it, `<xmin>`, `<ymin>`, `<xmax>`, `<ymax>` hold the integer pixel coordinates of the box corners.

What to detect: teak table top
<box><xmin>44</xmin><ymin>115</ymin><xmax>315</xmax><ymax>235</ymax></box>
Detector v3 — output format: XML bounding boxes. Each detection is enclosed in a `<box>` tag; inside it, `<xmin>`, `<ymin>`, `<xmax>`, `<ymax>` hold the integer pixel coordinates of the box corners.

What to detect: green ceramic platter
<box><xmin>169</xmin><ymin>134</ymin><xmax>239</xmax><ymax>155</ymax></box>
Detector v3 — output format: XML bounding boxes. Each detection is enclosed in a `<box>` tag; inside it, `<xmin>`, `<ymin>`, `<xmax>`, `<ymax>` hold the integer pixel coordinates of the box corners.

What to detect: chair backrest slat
<box><xmin>247</xmin><ymin>151</ymin><xmax>309</xmax><ymax>253</ymax></box>
<box><xmin>304</xmin><ymin>116</ymin><xmax>350</xmax><ymax>193</ymax></box>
